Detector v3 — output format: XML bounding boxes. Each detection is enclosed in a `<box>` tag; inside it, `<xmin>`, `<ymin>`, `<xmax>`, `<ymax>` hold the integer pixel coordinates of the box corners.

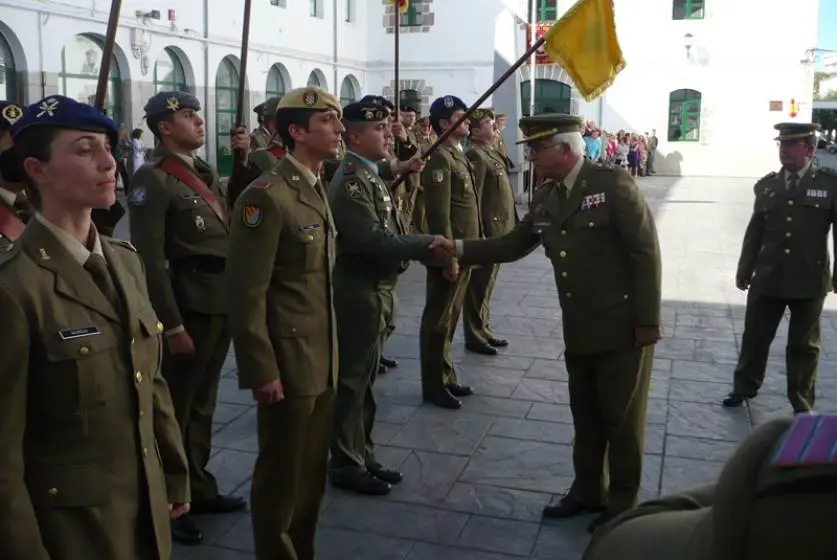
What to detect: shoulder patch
<box><xmin>250</xmin><ymin>179</ymin><xmax>271</xmax><ymax>190</ymax></box>
<box><xmin>431</xmin><ymin>169</ymin><xmax>445</xmax><ymax>184</ymax></box>
<box><xmin>241</xmin><ymin>204</ymin><xmax>264</xmax><ymax>228</ymax></box>
<box><xmin>129</xmin><ymin>186</ymin><xmax>147</xmax><ymax>206</ymax></box>
<box><xmin>345</xmin><ymin>180</ymin><xmax>362</xmax><ymax>199</ymax></box>
<box><xmin>107</xmin><ymin>238</ymin><xmax>138</xmax><ymax>252</ymax></box>
<box><xmin>773</xmin><ymin>414</ymin><xmax>837</xmax><ymax>467</ymax></box>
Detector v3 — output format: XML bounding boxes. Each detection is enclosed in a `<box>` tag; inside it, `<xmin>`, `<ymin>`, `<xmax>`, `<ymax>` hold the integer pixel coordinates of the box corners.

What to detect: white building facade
<box><xmin>0</xmin><ymin>0</ymin><xmax>819</xmax><ymax>178</ymax></box>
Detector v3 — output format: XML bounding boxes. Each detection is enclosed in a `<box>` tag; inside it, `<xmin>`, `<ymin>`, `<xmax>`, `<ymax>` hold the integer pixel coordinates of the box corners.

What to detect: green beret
<box><xmin>261</xmin><ymin>97</ymin><xmax>283</xmax><ymax>118</ymax></box>
<box><xmin>343</xmin><ymin>101</ymin><xmax>388</xmax><ymax>123</ymax></box>
<box><xmin>469</xmin><ymin>108</ymin><xmax>495</xmax><ymax>125</ymax></box>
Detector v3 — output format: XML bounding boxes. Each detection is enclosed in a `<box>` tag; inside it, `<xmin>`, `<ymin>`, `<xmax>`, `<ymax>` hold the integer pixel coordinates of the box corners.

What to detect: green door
<box><xmin>520</xmin><ymin>79</ymin><xmax>571</xmax><ymax>116</ymax></box>
<box><xmin>215</xmin><ymin>58</ymin><xmax>239</xmax><ymax>177</ymax></box>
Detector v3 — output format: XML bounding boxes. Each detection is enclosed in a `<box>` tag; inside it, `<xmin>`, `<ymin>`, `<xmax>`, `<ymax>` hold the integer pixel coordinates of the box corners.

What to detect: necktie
<box><xmin>84</xmin><ymin>254</ymin><xmax>122</xmax><ymax>313</ymax></box>
<box><xmin>557</xmin><ymin>182</ymin><xmax>569</xmax><ymax>202</ymax></box>
<box><xmin>787</xmin><ymin>173</ymin><xmax>798</xmax><ymax>191</ymax></box>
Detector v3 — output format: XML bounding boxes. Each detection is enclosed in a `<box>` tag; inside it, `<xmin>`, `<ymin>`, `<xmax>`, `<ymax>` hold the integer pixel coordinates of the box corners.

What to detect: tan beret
<box><xmin>277</xmin><ymin>87</ymin><xmax>342</xmax><ymax>118</ymax></box>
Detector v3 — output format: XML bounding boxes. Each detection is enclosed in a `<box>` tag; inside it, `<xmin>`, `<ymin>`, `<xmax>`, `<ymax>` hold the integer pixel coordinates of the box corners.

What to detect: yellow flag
<box><xmin>542</xmin><ymin>0</ymin><xmax>626</xmax><ymax>102</ymax></box>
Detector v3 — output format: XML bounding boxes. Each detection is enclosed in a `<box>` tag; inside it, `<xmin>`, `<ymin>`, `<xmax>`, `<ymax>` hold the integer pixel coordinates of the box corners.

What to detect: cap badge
<box><xmin>364</xmin><ymin>109</ymin><xmax>375</xmax><ymax>120</ymax></box>
<box><xmin>303</xmin><ymin>90</ymin><xmax>318</xmax><ymax>107</ymax></box>
<box><xmin>473</xmin><ymin>109</ymin><xmax>484</xmax><ymax>119</ymax></box>
<box><xmin>36</xmin><ymin>98</ymin><xmax>59</xmax><ymax>119</ymax></box>
<box><xmin>1</xmin><ymin>104</ymin><xmax>22</xmax><ymax>125</ymax></box>
<box><xmin>165</xmin><ymin>96</ymin><xmax>180</xmax><ymax>112</ymax></box>
<box><xmin>444</xmin><ymin>96</ymin><xmax>454</xmax><ymax>109</ymax></box>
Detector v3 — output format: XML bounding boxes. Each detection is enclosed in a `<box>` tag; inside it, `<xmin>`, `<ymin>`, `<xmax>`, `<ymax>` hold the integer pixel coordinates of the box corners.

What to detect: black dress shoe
<box><xmin>487</xmin><ymin>338</ymin><xmax>509</xmax><ymax>348</ymax></box>
<box><xmin>380</xmin><ymin>356</ymin><xmax>399</xmax><ymax>368</ymax></box>
<box><xmin>331</xmin><ymin>471</ymin><xmax>392</xmax><ymax>496</ymax></box>
<box><xmin>171</xmin><ymin>514</ymin><xmax>203</xmax><ymax>545</ymax></box>
<box><xmin>378</xmin><ymin>364</ymin><xmax>387</xmax><ymax>375</ymax></box>
<box><xmin>189</xmin><ymin>494</ymin><xmax>247</xmax><ymax>515</ymax></box>
<box><xmin>424</xmin><ymin>390</ymin><xmax>462</xmax><ymax>410</ymax></box>
<box><xmin>722</xmin><ymin>392</ymin><xmax>754</xmax><ymax>408</ymax></box>
<box><xmin>446</xmin><ymin>384</ymin><xmax>474</xmax><ymax>398</ymax></box>
<box><xmin>542</xmin><ymin>496</ymin><xmax>604</xmax><ymax>519</ymax></box>
<box><xmin>368</xmin><ymin>463</ymin><xmax>403</xmax><ymax>485</ymax></box>
<box><xmin>587</xmin><ymin>512</ymin><xmax>616</xmax><ymax>533</ymax></box>
<box><xmin>466</xmin><ymin>342</ymin><xmax>498</xmax><ymax>355</ymax></box>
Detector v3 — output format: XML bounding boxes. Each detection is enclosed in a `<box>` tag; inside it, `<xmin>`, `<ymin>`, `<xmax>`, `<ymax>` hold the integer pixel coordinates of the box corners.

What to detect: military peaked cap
<box><xmin>774</xmin><ymin>122</ymin><xmax>821</xmax><ymax>141</ymax></box>
<box><xmin>261</xmin><ymin>96</ymin><xmax>283</xmax><ymax>118</ymax></box>
<box><xmin>517</xmin><ymin>113</ymin><xmax>583</xmax><ymax>144</ymax></box>
<box><xmin>144</xmin><ymin>91</ymin><xmax>201</xmax><ymax>119</ymax></box>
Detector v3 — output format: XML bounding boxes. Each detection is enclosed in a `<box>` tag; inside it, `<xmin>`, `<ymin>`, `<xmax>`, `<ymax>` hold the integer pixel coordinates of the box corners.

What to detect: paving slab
<box><xmin>108</xmin><ymin>172</ymin><xmax>837</xmax><ymax>559</ymax></box>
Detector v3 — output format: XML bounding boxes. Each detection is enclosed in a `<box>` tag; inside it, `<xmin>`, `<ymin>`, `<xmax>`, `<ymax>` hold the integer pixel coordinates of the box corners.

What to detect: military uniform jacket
<box><xmin>737</xmin><ymin>166</ymin><xmax>837</xmax><ymax>299</ymax></box>
<box><xmin>227</xmin><ymin>156</ymin><xmax>338</xmax><ymax>396</ymax></box>
<box><xmin>0</xmin><ymin>218</ymin><xmax>189</xmax><ymax>560</ymax></box>
<box><xmin>328</xmin><ymin>152</ymin><xmax>434</xmax><ymax>283</ymax></box>
<box><xmin>248</xmin><ymin>141</ymin><xmax>286</xmax><ymax>174</ymax></box>
<box><xmin>422</xmin><ymin>141</ymin><xmax>482</xmax><ymax>241</ymax></box>
<box><xmin>128</xmin><ymin>145</ymin><xmax>230</xmax><ymax>330</ymax></box>
<box><xmin>399</xmin><ymin>129</ymin><xmax>422</xmax><ymax>194</ymax></box>
<box><xmin>466</xmin><ymin>144</ymin><xmax>518</xmax><ymax>238</ymax></box>
<box><xmin>0</xmin><ymin>187</ymin><xmax>29</xmax><ymax>251</ymax></box>
<box><xmin>462</xmin><ymin>161</ymin><xmax>662</xmax><ymax>355</ymax></box>
<box><xmin>250</xmin><ymin>127</ymin><xmax>271</xmax><ymax>151</ymax></box>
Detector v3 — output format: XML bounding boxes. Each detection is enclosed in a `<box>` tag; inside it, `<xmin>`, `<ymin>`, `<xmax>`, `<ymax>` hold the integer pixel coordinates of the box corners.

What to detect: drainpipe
<box><xmin>332</xmin><ymin>0</ymin><xmax>338</xmax><ymax>94</ymax></box>
<box><xmin>203</xmin><ymin>0</ymin><xmax>211</xmax><ymax>162</ymax></box>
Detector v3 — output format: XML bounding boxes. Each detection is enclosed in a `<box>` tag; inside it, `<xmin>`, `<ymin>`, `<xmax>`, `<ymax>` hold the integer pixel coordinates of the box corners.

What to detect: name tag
<box><xmin>59</xmin><ymin>326</ymin><xmax>101</xmax><ymax>340</ymax></box>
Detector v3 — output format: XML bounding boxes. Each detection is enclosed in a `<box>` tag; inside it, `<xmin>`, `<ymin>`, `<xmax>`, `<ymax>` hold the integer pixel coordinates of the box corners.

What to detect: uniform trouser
<box><xmin>462</xmin><ymin>263</ymin><xmax>499</xmax><ymax>346</ymax></box>
<box><xmin>565</xmin><ymin>346</ymin><xmax>654</xmax><ymax>516</ymax></box>
<box><xmin>419</xmin><ymin>266</ymin><xmax>471</xmax><ymax>396</ymax></box>
<box><xmin>162</xmin><ymin>309</ymin><xmax>230</xmax><ymax>502</ymax></box>
<box><xmin>329</xmin><ymin>287</ymin><xmax>397</xmax><ymax>476</ymax></box>
<box><xmin>733</xmin><ymin>290</ymin><xmax>823</xmax><ymax>412</ymax></box>
<box><xmin>251</xmin><ymin>390</ymin><xmax>334</xmax><ymax>560</ymax></box>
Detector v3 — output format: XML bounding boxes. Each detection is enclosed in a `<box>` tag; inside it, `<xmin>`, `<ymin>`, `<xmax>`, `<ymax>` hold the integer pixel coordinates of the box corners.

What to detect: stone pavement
<box><xmin>111</xmin><ymin>172</ymin><xmax>837</xmax><ymax>560</ymax></box>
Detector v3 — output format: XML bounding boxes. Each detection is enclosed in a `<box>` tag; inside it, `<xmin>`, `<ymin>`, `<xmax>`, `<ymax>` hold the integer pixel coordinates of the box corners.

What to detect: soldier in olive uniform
<box><xmin>724</xmin><ymin>123</ymin><xmax>837</xmax><ymax>414</ymax></box>
<box><xmin>462</xmin><ymin>108</ymin><xmax>514</xmax><ymax>355</ymax></box>
<box><xmin>419</xmin><ymin>95</ymin><xmax>481</xmax><ymax>410</ymax></box>
<box><xmin>327</xmin><ymin>100</ymin><xmax>442</xmax><ymax>495</ymax></box>
<box><xmin>228</xmin><ymin>97</ymin><xmax>287</xmax><ymax>206</ymax></box>
<box><xmin>395</xmin><ymin>104</ymin><xmax>422</xmax><ymax>231</ymax></box>
<box><xmin>129</xmin><ymin>91</ymin><xmax>245</xmax><ymax>544</ymax></box>
<box><xmin>412</xmin><ymin>115</ymin><xmax>434</xmax><ymax>234</ymax></box>
<box><xmin>437</xmin><ymin>114</ymin><xmax>662</xmax><ymax>530</ymax></box>
<box><xmin>227</xmin><ymin>87</ymin><xmax>343</xmax><ymax>560</ymax></box>
<box><xmin>0</xmin><ymin>95</ymin><xmax>189</xmax><ymax>560</ymax></box>
<box><xmin>0</xmin><ymin>101</ymin><xmax>31</xmax><ymax>250</ymax></box>
<box><xmin>584</xmin><ymin>414</ymin><xmax>837</xmax><ymax>559</ymax></box>
<box><xmin>250</xmin><ymin>102</ymin><xmax>271</xmax><ymax>151</ymax></box>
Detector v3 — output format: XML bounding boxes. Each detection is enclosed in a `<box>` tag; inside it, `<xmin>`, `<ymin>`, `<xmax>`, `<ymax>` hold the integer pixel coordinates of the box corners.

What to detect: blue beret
<box><xmin>342</xmin><ymin>100</ymin><xmax>388</xmax><ymax>123</ymax></box>
<box><xmin>0</xmin><ymin>101</ymin><xmax>24</xmax><ymax>131</ymax></box>
<box><xmin>11</xmin><ymin>95</ymin><xmax>119</xmax><ymax>148</ymax></box>
<box><xmin>144</xmin><ymin>91</ymin><xmax>201</xmax><ymax>119</ymax></box>
<box><xmin>429</xmin><ymin>95</ymin><xmax>467</xmax><ymax>120</ymax></box>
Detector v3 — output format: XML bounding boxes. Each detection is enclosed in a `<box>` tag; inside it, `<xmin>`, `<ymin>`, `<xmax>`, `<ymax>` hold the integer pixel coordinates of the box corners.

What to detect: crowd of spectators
<box><xmin>581</xmin><ymin>121</ymin><xmax>658</xmax><ymax>177</ymax></box>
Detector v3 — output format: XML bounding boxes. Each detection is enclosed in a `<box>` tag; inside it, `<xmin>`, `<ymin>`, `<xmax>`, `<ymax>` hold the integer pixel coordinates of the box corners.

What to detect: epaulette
<box><xmin>757</xmin><ymin>171</ymin><xmax>778</xmax><ymax>183</ymax></box>
<box><xmin>772</xmin><ymin>414</ymin><xmax>837</xmax><ymax>467</ymax></box>
<box><xmin>592</xmin><ymin>161</ymin><xmax>616</xmax><ymax>171</ymax></box>
<box><xmin>107</xmin><ymin>238</ymin><xmax>138</xmax><ymax>252</ymax></box>
<box><xmin>816</xmin><ymin>166</ymin><xmax>837</xmax><ymax>177</ymax></box>
<box><xmin>248</xmin><ymin>178</ymin><xmax>272</xmax><ymax>190</ymax></box>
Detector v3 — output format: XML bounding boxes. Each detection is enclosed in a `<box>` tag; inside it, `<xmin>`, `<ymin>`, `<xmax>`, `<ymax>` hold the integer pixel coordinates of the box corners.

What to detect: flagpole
<box><xmin>527</xmin><ymin>0</ymin><xmax>538</xmax><ymax>206</ymax></box>
<box><xmin>394</xmin><ymin>1</ymin><xmax>401</xmax><ymax>120</ymax></box>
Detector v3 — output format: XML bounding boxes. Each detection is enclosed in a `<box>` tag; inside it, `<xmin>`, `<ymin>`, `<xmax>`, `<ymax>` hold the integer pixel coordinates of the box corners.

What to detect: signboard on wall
<box><xmin>526</xmin><ymin>23</ymin><xmax>554</xmax><ymax>65</ymax></box>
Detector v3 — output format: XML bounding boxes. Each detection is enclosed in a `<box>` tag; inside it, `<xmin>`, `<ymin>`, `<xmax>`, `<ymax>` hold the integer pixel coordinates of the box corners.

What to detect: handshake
<box><xmin>425</xmin><ymin>236</ymin><xmax>460</xmax><ymax>281</ymax></box>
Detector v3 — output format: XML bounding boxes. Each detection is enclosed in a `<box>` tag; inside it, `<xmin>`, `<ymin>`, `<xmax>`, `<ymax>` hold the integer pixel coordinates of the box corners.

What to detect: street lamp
<box><xmin>683</xmin><ymin>33</ymin><xmax>694</xmax><ymax>59</ymax></box>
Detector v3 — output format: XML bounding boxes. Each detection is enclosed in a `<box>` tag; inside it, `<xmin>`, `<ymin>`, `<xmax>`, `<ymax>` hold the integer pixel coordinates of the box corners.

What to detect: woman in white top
<box><xmin>130</xmin><ymin>127</ymin><xmax>145</xmax><ymax>175</ymax></box>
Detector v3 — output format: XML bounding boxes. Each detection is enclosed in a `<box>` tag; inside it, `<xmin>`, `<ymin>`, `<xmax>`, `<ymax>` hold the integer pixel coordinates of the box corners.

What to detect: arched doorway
<box><xmin>266</xmin><ymin>63</ymin><xmax>288</xmax><ymax>100</ymax></box>
<box><xmin>215</xmin><ymin>56</ymin><xmax>239</xmax><ymax>177</ymax></box>
<box><xmin>399</xmin><ymin>89</ymin><xmax>421</xmax><ymax>112</ymax></box>
<box><xmin>0</xmin><ymin>33</ymin><xmax>17</xmax><ymax>102</ymax></box>
<box><xmin>59</xmin><ymin>34</ymin><xmax>123</xmax><ymax>123</ymax></box>
<box><xmin>339</xmin><ymin>76</ymin><xmax>358</xmax><ymax>106</ymax></box>
<box><xmin>153</xmin><ymin>47</ymin><xmax>188</xmax><ymax>93</ymax></box>
<box><xmin>520</xmin><ymin>79</ymin><xmax>571</xmax><ymax>116</ymax></box>
<box><xmin>307</xmin><ymin>70</ymin><xmax>325</xmax><ymax>88</ymax></box>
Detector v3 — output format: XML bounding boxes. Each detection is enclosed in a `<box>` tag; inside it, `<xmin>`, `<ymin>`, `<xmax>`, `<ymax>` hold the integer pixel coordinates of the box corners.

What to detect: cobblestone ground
<box><xmin>115</xmin><ymin>168</ymin><xmax>837</xmax><ymax>559</ymax></box>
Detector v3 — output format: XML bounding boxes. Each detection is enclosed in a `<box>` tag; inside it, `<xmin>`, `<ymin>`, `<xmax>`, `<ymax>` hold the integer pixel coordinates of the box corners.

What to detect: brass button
<box><xmin>786</xmin><ymin>216</ymin><xmax>793</xmax><ymax>222</ymax></box>
<box><xmin>561</xmin><ymin>271</ymin><xmax>568</xmax><ymax>278</ymax></box>
<box><xmin>307</xmin><ymin>235</ymin><xmax>314</xmax><ymax>241</ymax></box>
<box><xmin>560</xmin><ymin>230</ymin><xmax>567</xmax><ymax>236</ymax></box>
<box><xmin>135</xmin><ymin>371</ymin><xmax>143</xmax><ymax>383</ymax></box>
<box><xmin>78</xmin><ymin>346</ymin><xmax>89</xmax><ymax>356</ymax></box>
<box><xmin>815</xmin><ymin>203</ymin><xmax>821</xmax><ymax>208</ymax></box>
<box><xmin>156</xmin><ymin>321</ymin><xmax>164</xmax><ymax>333</ymax></box>
<box><xmin>785</xmin><ymin>232</ymin><xmax>792</xmax><ymax>238</ymax></box>
<box><xmin>588</xmin><ymin>222</ymin><xmax>595</xmax><ymax>228</ymax></box>
<box><xmin>142</xmin><ymin>447</ymin><xmax>148</xmax><ymax>458</ymax></box>
<box><xmin>130</xmin><ymin>337</ymin><xmax>136</xmax><ymax>345</ymax></box>
<box><xmin>559</xmin><ymin>250</ymin><xmax>567</xmax><ymax>258</ymax></box>
<box><xmin>565</xmin><ymin>292</ymin><xmax>572</xmax><ymax>298</ymax></box>
<box><xmin>624</xmin><ymin>294</ymin><xmax>629</xmax><ymax>299</ymax></box>
<box><xmin>788</xmin><ymin>200</ymin><xmax>794</xmax><ymax>206</ymax></box>
<box><xmin>47</xmin><ymin>487</ymin><xmax>58</xmax><ymax>497</ymax></box>
<box><xmin>784</xmin><ymin>248</ymin><xmax>791</xmax><ymax>254</ymax></box>
<box><xmin>139</xmin><ymin>409</ymin><xmax>145</xmax><ymax>418</ymax></box>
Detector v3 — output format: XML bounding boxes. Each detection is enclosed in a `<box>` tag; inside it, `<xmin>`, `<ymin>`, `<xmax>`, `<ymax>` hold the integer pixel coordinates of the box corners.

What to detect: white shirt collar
<box><xmin>785</xmin><ymin>160</ymin><xmax>812</xmax><ymax>181</ymax></box>
<box><xmin>563</xmin><ymin>156</ymin><xmax>586</xmax><ymax>192</ymax></box>
<box><xmin>35</xmin><ymin>213</ymin><xmax>104</xmax><ymax>266</ymax></box>
<box><xmin>0</xmin><ymin>186</ymin><xmax>16</xmax><ymax>208</ymax></box>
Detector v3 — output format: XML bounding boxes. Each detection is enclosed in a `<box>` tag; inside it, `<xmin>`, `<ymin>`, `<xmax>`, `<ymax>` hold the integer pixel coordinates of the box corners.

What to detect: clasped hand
<box><xmin>426</xmin><ymin>236</ymin><xmax>459</xmax><ymax>281</ymax></box>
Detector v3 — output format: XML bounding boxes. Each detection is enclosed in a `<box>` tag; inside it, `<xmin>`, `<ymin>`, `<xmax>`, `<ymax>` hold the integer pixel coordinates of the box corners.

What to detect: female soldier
<box><xmin>0</xmin><ymin>95</ymin><xmax>190</xmax><ymax>560</ymax></box>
